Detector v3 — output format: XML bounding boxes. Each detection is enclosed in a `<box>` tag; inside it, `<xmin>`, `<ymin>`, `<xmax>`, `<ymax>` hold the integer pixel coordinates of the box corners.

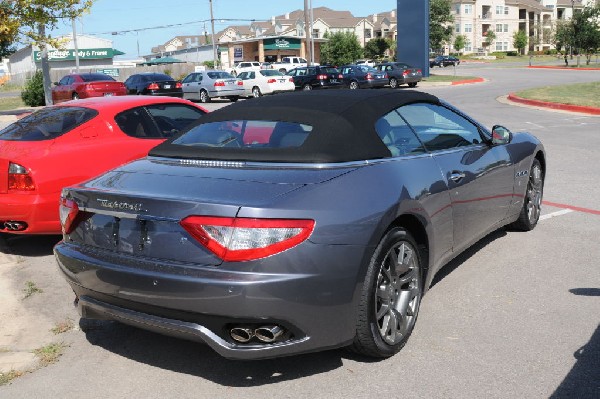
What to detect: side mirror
<box><xmin>53</xmin><ymin>82</ymin><xmax>59</xmax><ymax>86</ymax></box>
<box><xmin>491</xmin><ymin>125</ymin><xmax>512</xmax><ymax>145</ymax></box>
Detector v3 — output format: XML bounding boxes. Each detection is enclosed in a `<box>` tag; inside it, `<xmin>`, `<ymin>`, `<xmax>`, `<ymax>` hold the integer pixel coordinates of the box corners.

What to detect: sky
<box><xmin>47</xmin><ymin>0</ymin><xmax>398</xmax><ymax>59</ymax></box>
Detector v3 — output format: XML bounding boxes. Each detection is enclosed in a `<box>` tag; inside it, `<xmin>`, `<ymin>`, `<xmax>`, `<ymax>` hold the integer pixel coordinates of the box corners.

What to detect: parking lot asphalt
<box><xmin>1</xmin><ymin>65</ymin><xmax>599</xmax><ymax>398</ymax></box>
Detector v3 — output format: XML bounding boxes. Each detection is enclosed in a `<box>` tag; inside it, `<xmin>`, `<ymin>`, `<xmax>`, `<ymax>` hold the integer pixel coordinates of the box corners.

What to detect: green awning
<box><xmin>112</xmin><ymin>49</ymin><xmax>125</xmax><ymax>56</ymax></box>
<box><xmin>139</xmin><ymin>56</ymin><xmax>185</xmax><ymax>65</ymax></box>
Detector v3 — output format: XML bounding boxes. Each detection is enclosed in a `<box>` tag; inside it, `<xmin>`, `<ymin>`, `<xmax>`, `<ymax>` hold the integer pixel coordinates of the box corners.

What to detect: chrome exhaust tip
<box><xmin>254</xmin><ymin>325</ymin><xmax>284</xmax><ymax>343</ymax></box>
<box><xmin>3</xmin><ymin>221</ymin><xmax>27</xmax><ymax>231</ymax></box>
<box><xmin>230</xmin><ymin>327</ymin><xmax>255</xmax><ymax>343</ymax></box>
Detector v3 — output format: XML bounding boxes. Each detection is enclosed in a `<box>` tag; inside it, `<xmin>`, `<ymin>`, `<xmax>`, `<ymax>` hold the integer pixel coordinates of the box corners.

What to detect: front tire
<box><xmin>351</xmin><ymin>227</ymin><xmax>423</xmax><ymax>358</ymax></box>
<box><xmin>408</xmin><ymin>82</ymin><xmax>418</xmax><ymax>88</ymax></box>
<box><xmin>199</xmin><ymin>90</ymin><xmax>211</xmax><ymax>103</ymax></box>
<box><xmin>72</xmin><ymin>93</ymin><xmax>80</xmax><ymax>100</ymax></box>
<box><xmin>349</xmin><ymin>81</ymin><xmax>359</xmax><ymax>90</ymax></box>
<box><xmin>252</xmin><ymin>86</ymin><xmax>262</xmax><ymax>98</ymax></box>
<box><xmin>510</xmin><ymin>158</ymin><xmax>544</xmax><ymax>231</ymax></box>
<box><xmin>302</xmin><ymin>84</ymin><xmax>312</xmax><ymax>91</ymax></box>
<box><xmin>228</xmin><ymin>96</ymin><xmax>239</xmax><ymax>102</ymax></box>
<box><xmin>389</xmin><ymin>78</ymin><xmax>398</xmax><ymax>89</ymax></box>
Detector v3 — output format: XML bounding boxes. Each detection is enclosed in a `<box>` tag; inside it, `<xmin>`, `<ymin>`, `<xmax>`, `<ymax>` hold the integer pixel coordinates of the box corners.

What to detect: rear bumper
<box><xmin>208</xmin><ymin>88</ymin><xmax>245</xmax><ymax>98</ymax></box>
<box><xmin>55</xmin><ymin>241</ymin><xmax>369</xmax><ymax>359</ymax></box>
<box><xmin>145</xmin><ymin>90</ymin><xmax>184</xmax><ymax>98</ymax></box>
<box><xmin>0</xmin><ymin>191</ymin><xmax>61</xmax><ymax>234</ymax></box>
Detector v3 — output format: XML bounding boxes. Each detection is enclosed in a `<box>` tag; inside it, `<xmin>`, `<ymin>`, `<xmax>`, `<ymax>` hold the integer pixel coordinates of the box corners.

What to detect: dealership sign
<box><xmin>263</xmin><ymin>37</ymin><xmax>301</xmax><ymax>50</ymax></box>
<box><xmin>34</xmin><ymin>48</ymin><xmax>116</xmax><ymax>62</ymax></box>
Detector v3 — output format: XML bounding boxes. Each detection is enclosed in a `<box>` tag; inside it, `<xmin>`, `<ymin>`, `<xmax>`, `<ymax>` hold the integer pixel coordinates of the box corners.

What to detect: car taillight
<box><xmin>59</xmin><ymin>196</ymin><xmax>90</xmax><ymax>234</ymax></box>
<box><xmin>8</xmin><ymin>162</ymin><xmax>35</xmax><ymax>191</ymax></box>
<box><xmin>317</xmin><ymin>74</ymin><xmax>327</xmax><ymax>80</ymax></box>
<box><xmin>237</xmin><ymin>80</ymin><xmax>243</xmax><ymax>86</ymax></box>
<box><xmin>147</xmin><ymin>83</ymin><xmax>160</xmax><ymax>90</ymax></box>
<box><xmin>267</xmin><ymin>78</ymin><xmax>276</xmax><ymax>83</ymax></box>
<box><xmin>214</xmin><ymin>81</ymin><xmax>225</xmax><ymax>87</ymax></box>
<box><xmin>366</xmin><ymin>73</ymin><xmax>373</xmax><ymax>80</ymax></box>
<box><xmin>338</xmin><ymin>74</ymin><xmax>343</xmax><ymax>79</ymax></box>
<box><xmin>416</xmin><ymin>69</ymin><xmax>422</xmax><ymax>74</ymax></box>
<box><xmin>288</xmin><ymin>77</ymin><xmax>294</xmax><ymax>82</ymax></box>
<box><xmin>175</xmin><ymin>82</ymin><xmax>182</xmax><ymax>88</ymax></box>
<box><xmin>403</xmin><ymin>71</ymin><xmax>409</xmax><ymax>76</ymax></box>
<box><xmin>180</xmin><ymin>216</ymin><xmax>315</xmax><ymax>262</ymax></box>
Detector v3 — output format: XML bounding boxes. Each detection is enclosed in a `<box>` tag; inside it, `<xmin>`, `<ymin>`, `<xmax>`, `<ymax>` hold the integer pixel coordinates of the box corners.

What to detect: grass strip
<box><xmin>515</xmin><ymin>81</ymin><xmax>600</xmax><ymax>108</ymax></box>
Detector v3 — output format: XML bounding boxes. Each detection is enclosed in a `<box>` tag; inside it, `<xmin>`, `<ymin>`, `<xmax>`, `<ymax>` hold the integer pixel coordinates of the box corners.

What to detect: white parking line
<box><xmin>540</xmin><ymin>209</ymin><xmax>574</xmax><ymax>221</ymax></box>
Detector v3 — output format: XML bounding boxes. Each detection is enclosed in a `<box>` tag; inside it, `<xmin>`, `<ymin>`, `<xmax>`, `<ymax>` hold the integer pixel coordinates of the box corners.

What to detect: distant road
<box><xmin>0</xmin><ymin>91</ymin><xmax>20</xmax><ymax>98</ymax></box>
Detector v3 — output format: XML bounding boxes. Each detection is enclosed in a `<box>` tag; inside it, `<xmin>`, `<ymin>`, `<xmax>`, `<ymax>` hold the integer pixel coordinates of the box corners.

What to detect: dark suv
<box><xmin>286</xmin><ymin>66</ymin><xmax>343</xmax><ymax>90</ymax></box>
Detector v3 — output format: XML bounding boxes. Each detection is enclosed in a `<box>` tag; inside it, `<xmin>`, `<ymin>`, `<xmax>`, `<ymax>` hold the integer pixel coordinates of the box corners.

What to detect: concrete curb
<box><xmin>507</xmin><ymin>93</ymin><xmax>600</xmax><ymax>116</ymax></box>
<box><xmin>528</xmin><ymin>65</ymin><xmax>600</xmax><ymax>71</ymax></box>
<box><xmin>421</xmin><ymin>77</ymin><xmax>485</xmax><ymax>87</ymax></box>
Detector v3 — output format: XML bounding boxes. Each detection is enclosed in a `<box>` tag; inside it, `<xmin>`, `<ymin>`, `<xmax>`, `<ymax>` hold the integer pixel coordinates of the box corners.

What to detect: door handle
<box><xmin>450</xmin><ymin>172</ymin><xmax>466</xmax><ymax>182</ymax></box>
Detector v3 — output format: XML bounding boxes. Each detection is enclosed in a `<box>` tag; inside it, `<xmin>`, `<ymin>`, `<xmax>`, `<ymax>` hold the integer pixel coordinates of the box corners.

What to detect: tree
<box><xmin>430</xmin><ymin>0</ymin><xmax>454</xmax><ymax>51</ymax></box>
<box><xmin>453</xmin><ymin>35</ymin><xmax>467</xmax><ymax>54</ymax></box>
<box><xmin>0</xmin><ymin>1</ymin><xmax>94</xmax><ymax>104</ymax></box>
<box><xmin>0</xmin><ymin>2</ymin><xmax>19</xmax><ymax>59</ymax></box>
<box><xmin>320</xmin><ymin>31</ymin><xmax>363</xmax><ymax>66</ymax></box>
<box><xmin>513</xmin><ymin>30</ymin><xmax>528</xmax><ymax>55</ymax></box>
<box><xmin>364</xmin><ymin>38</ymin><xmax>389</xmax><ymax>60</ymax></box>
<box><xmin>484</xmin><ymin>30</ymin><xmax>496</xmax><ymax>50</ymax></box>
<box><xmin>573</xmin><ymin>4</ymin><xmax>600</xmax><ymax>65</ymax></box>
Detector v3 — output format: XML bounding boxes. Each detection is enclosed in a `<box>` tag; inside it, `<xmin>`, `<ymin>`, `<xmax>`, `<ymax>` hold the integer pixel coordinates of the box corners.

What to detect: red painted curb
<box><xmin>528</xmin><ymin>65</ymin><xmax>600</xmax><ymax>71</ymax></box>
<box><xmin>507</xmin><ymin>93</ymin><xmax>600</xmax><ymax>115</ymax></box>
<box><xmin>451</xmin><ymin>78</ymin><xmax>485</xmax><ymax>85</ymax></box>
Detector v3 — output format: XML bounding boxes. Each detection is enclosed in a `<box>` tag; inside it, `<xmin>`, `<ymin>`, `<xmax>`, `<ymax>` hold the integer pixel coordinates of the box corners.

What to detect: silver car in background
<box><xmin>181</xmin><ymin>71</ymin><xmax>244</xmax><ymax>103</ymax></box>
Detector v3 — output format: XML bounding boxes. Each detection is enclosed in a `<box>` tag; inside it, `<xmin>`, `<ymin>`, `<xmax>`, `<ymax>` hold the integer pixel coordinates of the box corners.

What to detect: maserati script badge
<box><xmin>97</xmin><ymin>199</ymin><xmax>145</xmax><ymax>212</ymax></box>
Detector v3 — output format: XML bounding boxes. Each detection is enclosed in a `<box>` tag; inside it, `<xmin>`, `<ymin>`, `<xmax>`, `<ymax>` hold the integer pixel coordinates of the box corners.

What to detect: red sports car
<box><xmin>51</xmin><ymin>73</ymin><xmax>127</xmax><ymax>103</ymax></box>
<box><xmin>0</xmin><ymin>96</ymin><xmax>208</xmax><ymax>234</ymax></box>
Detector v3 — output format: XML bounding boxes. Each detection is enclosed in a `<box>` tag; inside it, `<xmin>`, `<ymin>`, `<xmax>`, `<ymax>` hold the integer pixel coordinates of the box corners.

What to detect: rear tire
<box><xmin>510</xmin><ymin>158</ymin><xmax>544</xmax><ymax>231</ymax></box>
<box><xmin>72</xmin><ymin>93</ymin><xmax>80</xmax><ymax>100</ymax></box>
<box><xmin>349</xmin><ymin>81</ymin><xmax>359</xmax><ymax>90</ymax></box>
<box><xmin>199</xmin><ymin>90</ymin><xmax>211</xmax><ymax>103</ymax></box>
<box><xmin>228</xmin><ymin>96</ymin><xmax>239</xmax><ymax>102</ymax></box>
<box><xmin>302</xmin><ymin>84</ymin><xmax>312</xmax><ymax>91</ymax></box>
<box><xmin>350</xmin><ymin>227</ymin><xmax>423</xmax><ymax>358</ymax></box>
<box><xmin>389</xmin><ymin>78</ymin><xmax>398</xmax><ymax>89</ymax></box>
<box><xmin>252</xmin><ymin>86</ymin><xmax>262</xmax><ymax>98</ymax></box>
<box><xmin>408</xmin><ymin>82</ymin><xmax>417</xmax><ymax>88</ymax></box>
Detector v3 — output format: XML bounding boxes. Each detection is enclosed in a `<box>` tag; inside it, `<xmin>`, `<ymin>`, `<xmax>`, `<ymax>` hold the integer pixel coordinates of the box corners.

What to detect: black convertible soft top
<box><xmin>150</xmin><ymin>89</ymin><xmax>440</xmax><ymax>163</ymax></box>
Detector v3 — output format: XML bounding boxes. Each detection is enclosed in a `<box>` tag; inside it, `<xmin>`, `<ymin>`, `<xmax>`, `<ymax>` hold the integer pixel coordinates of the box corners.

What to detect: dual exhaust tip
<box><xmin>2</xmin><ymin>221</ymin><xmax>27</xmax><ymax>231</ymax></box>
<box><xmin>230</xmin><ymin>325</ymin><xmax>285</xmax><ymax>344</ymax></box>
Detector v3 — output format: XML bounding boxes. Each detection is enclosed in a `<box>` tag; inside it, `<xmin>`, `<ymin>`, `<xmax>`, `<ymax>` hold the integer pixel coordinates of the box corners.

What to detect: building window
<box><xmin>364</xmin><ymin>29</ymin><xmax>372</xmax><ymax>39</ymax></box>
<box><xmin>455</xmin><ymin>4</ymin><xmax>461</xmax><ymax>14</ymax></box>
<box><xmin>503</xmin><ymin>24</ymin><xmax>508</xmax><ymax>32</ymax></box>
<box><xmin>496</xmin><ymin>5</ymin><xmax>503</xmax><ymax>15</ymax></box>
<box><xmin>464</xmin><ymin>23</ymin><xmax>472</xmax><ymax>33</ymax></box>
<box><xmin>465</xmin><ymin>40</ymin><xmax>472</xmax><ymax>52</ymax></box>
<box><xmin>465</xmin><ymin>4</ymin><xmax>472</xmax><ymax>14</ymax></box>
<box><xmin>496</xmin><ymin>24</ymin><xmax>503</xmax><ymax>32</ymax></box>
<box><xmin>312</xmin><ymin>29</ymin><xmax>319</xmax><ymax>39</ymax></box>
<box><xmin>496</xmin><ymin>42</ymin><xmax>503</xmax><ymax>51</ymax></box>
<box><xmin>504</xmin><ymin>7</ymin><xmax>509</xmax><ymax>15</ymax></box>
<box><xmin>455</xmin><ymin>23</ymin><xmax>461</xmax><ymax>33</ymax></box>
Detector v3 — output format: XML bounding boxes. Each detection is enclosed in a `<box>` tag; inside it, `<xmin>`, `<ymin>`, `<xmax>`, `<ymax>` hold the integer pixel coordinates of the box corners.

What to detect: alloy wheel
<box><xmin>526</xmin><ymin>162</ymin><xmax>543</xmax><ymax>224</ymax></box>
<box><xmin>375</xmin><ymin>240</ymin><xmax>421</xmax><ymax>345</ymax></box>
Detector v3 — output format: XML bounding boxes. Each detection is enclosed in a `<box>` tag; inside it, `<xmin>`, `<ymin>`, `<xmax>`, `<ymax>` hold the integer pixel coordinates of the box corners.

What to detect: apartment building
<box><xmin>452</xmin><ymin>0</ymin><xmax>596</xmax><ymax>54</ymax></box>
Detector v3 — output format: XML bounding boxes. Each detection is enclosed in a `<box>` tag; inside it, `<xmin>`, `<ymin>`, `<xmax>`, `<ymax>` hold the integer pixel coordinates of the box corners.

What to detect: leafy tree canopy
<box><xmin>364</xmin><ymin>38</ymin><xmax>389</xmax><ymax>60</ymax></box>
<box><xmin>430</xmin><ymin>0</ymin><xmax>454</xmax><ymax>50</ymax></box>
<box><xmin>320</xmin><ymin>31</ymin><xmax>363</xmax><ymax>66</ymax></box>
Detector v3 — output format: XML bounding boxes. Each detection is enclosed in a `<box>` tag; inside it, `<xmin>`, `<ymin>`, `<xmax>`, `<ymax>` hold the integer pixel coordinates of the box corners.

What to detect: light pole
<box><xmin>209</xmin><ymin>0</ymin><xmax>217</xmax><ymax>69</ymax></box>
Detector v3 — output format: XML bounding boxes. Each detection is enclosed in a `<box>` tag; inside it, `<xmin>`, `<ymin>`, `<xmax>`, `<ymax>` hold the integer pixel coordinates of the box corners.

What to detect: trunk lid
<box><xmin>64</xmin><ymin>157</ymin><xmax>357</xmax><ymax>264</ymax></box>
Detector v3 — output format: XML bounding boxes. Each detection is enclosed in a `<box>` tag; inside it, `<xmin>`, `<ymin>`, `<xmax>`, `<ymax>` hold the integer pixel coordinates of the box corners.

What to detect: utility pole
<box><xmin>309</xmin><ymin>0</ymin><xmax>314</xmax><ymax>64</ymax></box>
<box><xmin>209</xmin><ymin>0</ymin><xmax>217</xmax><ymax>69</ymax></box>
<box><xmin>38</xmin><ymin>23</ymin><xmax>53</xmax><ymax>105</ymax></box>
<box><xmin>304</xmin><ymin>0</ymin><xmax>312</xmax><ymax>65</ymax></box>
<box><xmin>71</xmin><ymin>15</ymin><xmax>80</xmax><ymax>72</ymax></box>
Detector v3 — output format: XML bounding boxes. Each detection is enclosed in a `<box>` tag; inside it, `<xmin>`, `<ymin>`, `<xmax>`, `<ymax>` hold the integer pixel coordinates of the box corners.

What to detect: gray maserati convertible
<box><xmin>55</xmin><ymin>90</ymin><xmax>545</xmax><ymax>360</ymax></box>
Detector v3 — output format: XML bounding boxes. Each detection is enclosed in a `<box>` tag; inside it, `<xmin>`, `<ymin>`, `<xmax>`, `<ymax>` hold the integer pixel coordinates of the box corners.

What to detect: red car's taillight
<box><xmin>180</xmin><ymin>216</ymin><xmax>315</xmax><ymax>262</ymax></box>
<box><xmin>147</xmin><ymin>83</ymin><xmax>160</xmax><ymax>90</ymax></box>
<box><xmin>175</xmin><ymin>82</ymin><xmax>182</xmax><ymax>89</ymax></box>
<box><xmin>8</xmin><ymin>162</ymin><xmax>35</xmax><ymax>191</ymax></box>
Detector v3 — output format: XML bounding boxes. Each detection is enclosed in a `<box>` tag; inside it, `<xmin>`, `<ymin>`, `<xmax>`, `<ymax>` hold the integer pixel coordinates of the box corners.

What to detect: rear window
<box><xmin>320</xmin><ymin>67</ymin><xmax>339</xmax><ymax>74</ymax></box>
<box><xmin>143</xmin><ymin>74</ymin><xmax>172</xmax><ymax>81</ymax></box>
<box><xmin>80</xmin><ymin>73</ymin><xmax>115</xmax><ymax>82</ymax></box>
<box><xmin>260</xmin><ymin>70</ymin><xmax>284</xmax><ymax>77</ymax></box>
<box><xmin>172</xmin><ymin>120</ymin><xmax>312</xmax><ymax>148</ymax></box>
<box><xmin>207</xmin><ymin>72</ymin><xmax>234</xmax><ymax>79</ymax></box>
<box><xmin>0</xmin><ymin>107</ymin><xmax>97</xmax><ymax>141</ymax></box>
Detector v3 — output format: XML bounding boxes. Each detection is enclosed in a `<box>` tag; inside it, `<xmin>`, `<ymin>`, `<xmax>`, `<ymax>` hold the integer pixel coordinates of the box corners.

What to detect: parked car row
<box><xmin>50</xmin><ymin>60</ymin><xmax>424</xmax><ymax>106</ymax></box>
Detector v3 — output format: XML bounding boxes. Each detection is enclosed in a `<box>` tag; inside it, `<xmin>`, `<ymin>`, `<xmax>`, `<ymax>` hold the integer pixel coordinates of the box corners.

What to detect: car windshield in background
<box><xmin>173</xmin><ymin>120</ymin><xmax>312</xmax><ymax>148</ymax></box>
<box><xmin>0</xmin><ymin>107</ymin><xmax>97</xmax><ymax>141</ymax></box>
<box><xmin>80</xmin><ymin>73</ymin><xmax>115</xmax><ymax>82</ymax></box>
<box><xmin>143</xmin><ymin>74</ymin><xmax>172</xmax><ymax>81</ymax></box>
<box><xmin>207</xmin><ymin>72</ymin><xmax>235</xmax><ymax>79</ymax></box>
<box><xmin>260</xmin><ymin>70</ymin><xmax>285</xmax><ymax>77</ymax></box>
<box><xmin>321</xmin><ymin>67</ymin><xmax>339</xmax><ymax>74</ymax></box>
<box><xmin>358</xmin><ymin>66</ymin><xmax>379</xmax><ymax>73</ymax></box>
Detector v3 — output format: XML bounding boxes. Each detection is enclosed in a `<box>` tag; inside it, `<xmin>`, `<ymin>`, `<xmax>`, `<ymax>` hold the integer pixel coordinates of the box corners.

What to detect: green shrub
<box><xmin>490</xmin><ymin>52</ymin><xmax>506</xmax><ymax>59</ymax></box>
<box><xmin>544</xmin><ymin>49</ymin><xmax>558</xmax><ymax>55</ymax></box>
<box><xmin>202</xmin><ymin>60</ymin><xmax>215</xmax><ymax>69</ymax></box>
<box><xmin>506</xmin><ymin>51</ymin><xmax>519</xmax><ymax>56</ymax></box>
<box><xmin>21</xmin><ymin>70</ymin><xmax>45</xmax><ymax>107</ymax></box>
